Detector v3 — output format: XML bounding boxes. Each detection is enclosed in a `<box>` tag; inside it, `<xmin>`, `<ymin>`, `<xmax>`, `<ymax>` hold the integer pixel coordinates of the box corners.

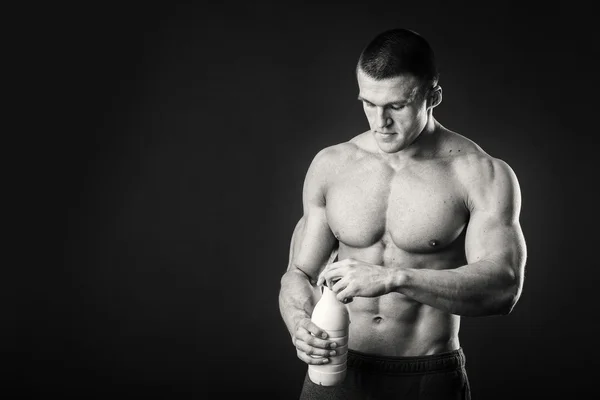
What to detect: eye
<box><xmin>390</xmin><ymin>104</ymin><xmax>405</xmax><ymax>111</ymax></box>
<box><xmin>363</xmin><ymin>101</ymin><xmax>375</xmax><ymax>108</ymax></box>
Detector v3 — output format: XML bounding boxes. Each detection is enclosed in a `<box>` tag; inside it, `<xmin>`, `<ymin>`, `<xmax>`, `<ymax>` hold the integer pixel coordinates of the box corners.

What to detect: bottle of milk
<box><xmin>308</xmin><ymin>284</ymin><xmax>349</xmax><ymax>386</ymax></box>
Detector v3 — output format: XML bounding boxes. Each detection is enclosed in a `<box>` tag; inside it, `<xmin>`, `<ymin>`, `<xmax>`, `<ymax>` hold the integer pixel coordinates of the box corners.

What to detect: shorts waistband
<box><xmin>347</xmin><ymin>348</ymin><xmax>465</xmax><ymax>374</ymax></box>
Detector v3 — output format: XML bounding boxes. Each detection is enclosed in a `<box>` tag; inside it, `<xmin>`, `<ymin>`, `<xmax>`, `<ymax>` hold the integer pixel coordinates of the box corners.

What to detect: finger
<box><xmin>316</xmin><ymin>264</ymin><xmax>335</xmax><ymax>286</ymax></box>
<box><xmin>297</xmin><ymin>328</ymin><xmax>335</xmax><ymax>350</ymax></box>
<box><xmin>296</xmin><ymin>349</ymin><xmax>331</xmax><ymax>365</ymax></box>
<box><xmin>336</xmin><ymin>286</ymin><xmax>355</xmax><ymax>303</ymax></box>
<box><xmin>316</xmin><ymin>269</ymin><xmax>328</xmax><ymax>287</ymax></box>
<box><xmin>295</xmin><ymin>337</ymin><xmax>338</xmax><ymax>358</ymax></box>
<box><xmin>326</xmin><ymin>275</ymin><xmax>344</xmax><ymax>291</ymax></box>
<box><xmin>319</xmin><ymin>267</ymin><xmax>343</xmax><ymax>289</ymax></box>
<box><xmin>316</xmin><ymin>260</ymin><xmax>347</xmax><ymax>286</ymax></box>
<box><xmin>300</xmin><ymin>320</ymin><xmax>329</xmax><ymax>340</ymax></box>
<box><xmin>331</xmin><ymin>277</ymin><xmax>347</xmax><ymax>294</ymax></box>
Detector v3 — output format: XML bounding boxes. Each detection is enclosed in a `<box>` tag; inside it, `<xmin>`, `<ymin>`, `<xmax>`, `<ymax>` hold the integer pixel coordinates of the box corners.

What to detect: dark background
<box><xmin>12</xmin><ymin>1</ymin><xmax>599</xmax><ymax>399</ymax></box>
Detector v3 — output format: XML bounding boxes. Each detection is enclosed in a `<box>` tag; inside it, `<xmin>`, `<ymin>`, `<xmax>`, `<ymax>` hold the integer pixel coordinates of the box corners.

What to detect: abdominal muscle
<box><xmin>338</xmin><ymin>244</ymin><xmax>462</xmax><ymax>357</ymax></box>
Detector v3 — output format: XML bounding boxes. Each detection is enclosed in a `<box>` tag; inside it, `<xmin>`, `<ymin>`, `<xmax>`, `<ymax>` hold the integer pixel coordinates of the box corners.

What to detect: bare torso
<box><xmin>324</xmin><ymin>127</ymin><xmax>483</xmax><ymax>356</ymax></box>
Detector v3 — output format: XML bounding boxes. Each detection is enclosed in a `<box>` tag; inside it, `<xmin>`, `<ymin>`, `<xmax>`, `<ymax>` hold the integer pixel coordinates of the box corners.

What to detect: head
<box><xmin>356</xmin><ymin>28</ymin><xmax>442</xmax><ymax>153</ymax></box>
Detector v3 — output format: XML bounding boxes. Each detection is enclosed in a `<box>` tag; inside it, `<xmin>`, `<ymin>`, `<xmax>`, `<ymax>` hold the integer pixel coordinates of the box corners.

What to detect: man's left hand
<box><xmin>316</xmin><ymin>258</ymin><xmax>397</xmax><ymax>303</ymax></box>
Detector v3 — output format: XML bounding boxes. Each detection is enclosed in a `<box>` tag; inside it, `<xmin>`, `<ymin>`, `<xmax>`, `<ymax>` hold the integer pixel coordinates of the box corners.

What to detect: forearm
<box><xmin>279</xmin><ymin>269</ymin><xmax>321</xmax><ymax>338</ymax></box>
<box><xmin>394</xmin><ymin>260</ymin><xmax>520</xmax><ymax>317</ymax></box>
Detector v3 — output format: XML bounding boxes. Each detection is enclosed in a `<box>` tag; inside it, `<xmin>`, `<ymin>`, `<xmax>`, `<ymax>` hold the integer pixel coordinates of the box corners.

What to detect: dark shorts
<box><xmin>299</xmin><ymin>348</ymin><xmax>470</xmax><ymax>400</ymax></box>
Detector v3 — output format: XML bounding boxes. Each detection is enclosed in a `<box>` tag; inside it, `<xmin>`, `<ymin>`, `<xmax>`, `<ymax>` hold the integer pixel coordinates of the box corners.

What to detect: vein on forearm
<box><xmin>279</xmin><ymin>268</ymin><xmax>321</xmax><ymax>337</ymax></box>
<box><xmin>398</xmin><ymin>260</ymin><xmax>518</xmax><ymax>317</ymax></box>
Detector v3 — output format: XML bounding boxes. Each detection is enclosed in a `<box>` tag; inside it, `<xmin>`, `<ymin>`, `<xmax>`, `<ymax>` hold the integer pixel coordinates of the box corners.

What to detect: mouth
<box><xmin>376</xmin><ymin>131</ymin><xmax>397</xmax><ymax>139</ymax></box>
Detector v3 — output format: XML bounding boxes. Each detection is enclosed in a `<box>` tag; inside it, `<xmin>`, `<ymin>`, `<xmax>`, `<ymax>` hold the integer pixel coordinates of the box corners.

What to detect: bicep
<box><xmin>292</xmin><ymin>205</ymin><xmax>337</xmax><ymax>282</ymax></box>
<box><xmin>464</xmin><ymin>159</ymin><xmax>527</xmax><ymax>277</ymax></box>
<box><xmin>289</xmin><ymin>150</ymin><xmax>338</xmax><ymax>281</ymax></box>
<box><xmin>288</xmin><ymin>217</ymin><xmax>306</xmax><ymax>268</ymax></box>
<box><xmin>465</xmin><ymin>211</ymin><xmax>526</xmax><ymax>273</ymax></box>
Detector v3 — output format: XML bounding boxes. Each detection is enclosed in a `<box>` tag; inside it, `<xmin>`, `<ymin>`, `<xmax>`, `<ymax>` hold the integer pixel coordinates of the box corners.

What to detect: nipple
<box><xmin>429</xmin><ymin>239</ymin><xmax>439</xmax><ymax>247</ymax></box>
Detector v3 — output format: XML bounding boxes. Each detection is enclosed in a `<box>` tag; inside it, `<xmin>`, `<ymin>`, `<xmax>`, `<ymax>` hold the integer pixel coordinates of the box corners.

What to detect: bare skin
<box><xmin>278</xmin><ymin>70</ymin><xmax>527</xmax><ymax>365</ymax></box>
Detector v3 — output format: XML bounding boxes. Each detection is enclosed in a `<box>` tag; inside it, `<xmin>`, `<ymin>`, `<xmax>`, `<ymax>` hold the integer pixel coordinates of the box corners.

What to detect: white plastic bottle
<box><xmin>308</xmin><ymin>284</ymin><xmax>350</xmax><ymax>386</ymax></box>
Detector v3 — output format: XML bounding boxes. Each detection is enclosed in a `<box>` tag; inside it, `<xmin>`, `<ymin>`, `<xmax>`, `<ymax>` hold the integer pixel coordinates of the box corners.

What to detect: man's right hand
<box><xmin>293</xmin><ymin>318</ymin><xmax>338</xmax><ymax>365</ymax></box>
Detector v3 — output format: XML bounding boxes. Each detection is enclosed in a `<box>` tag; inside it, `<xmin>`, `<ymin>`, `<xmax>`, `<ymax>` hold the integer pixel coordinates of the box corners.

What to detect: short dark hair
<box><xmin>357</xmin><ymin>28</ymin><xmax>439</xmax><ymax>90</ymax></box>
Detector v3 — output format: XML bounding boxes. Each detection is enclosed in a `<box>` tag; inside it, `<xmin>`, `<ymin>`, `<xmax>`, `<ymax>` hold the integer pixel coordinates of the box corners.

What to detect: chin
<box><xmin>376</xmin><ymin>139</ymin><xmax>406</xmax><ymax>154</ymax></box>
<box><xmin>378</xmin><ymin>145</ymin><xmax>403</xmax><ymax>154</ymax></box>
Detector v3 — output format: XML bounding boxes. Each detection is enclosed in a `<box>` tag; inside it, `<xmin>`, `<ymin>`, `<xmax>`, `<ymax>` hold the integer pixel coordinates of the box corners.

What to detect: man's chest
<box><xmin>325</xmin><ymin>162</ymin><xmax>468</xmax><ymax>251</ymax></box>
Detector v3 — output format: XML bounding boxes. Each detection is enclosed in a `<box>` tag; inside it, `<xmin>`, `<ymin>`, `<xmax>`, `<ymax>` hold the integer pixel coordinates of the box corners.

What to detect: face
<box><xmin>357</xmin><ymin>69</ymin><xmax>429</xmax><ymax>154</ymax></box>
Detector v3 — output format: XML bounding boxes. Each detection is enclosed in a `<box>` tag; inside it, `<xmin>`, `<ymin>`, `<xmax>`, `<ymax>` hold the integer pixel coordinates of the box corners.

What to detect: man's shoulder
<box><xmin>440</xmin><ymin>132</ymin><xmax>518</xmax><ymax>196</ymax></box>
<box><xmin>310</xmin><ymin>133</ymin><xmax>367</xmax><ymax>169</ymax></box>
<box><xmin>438</xmin><ymin>129</ymin><xmax>500</xmax><ymax>167</ymax></box>
<box><xmin>433</xmin><ymin>128</ymin><xmax>517</xmax><ymax>188</ymax></box>
<box><xmin>303</xmin><ymin>137</ymin><xmax>363</xmax><ymax>192</ymax></box>
<box><xmin>314</xmin><ymin>141</ymin><xmax>359</xmax><ymax>159</ymax></box>
<box><xmin>436</xmin><ymin>128</ymin><xmax>486</xmax><ymax>158</ymax></box>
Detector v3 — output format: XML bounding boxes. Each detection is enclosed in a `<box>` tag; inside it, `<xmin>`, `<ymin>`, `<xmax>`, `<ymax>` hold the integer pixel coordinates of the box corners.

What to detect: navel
<box><xmin>373</xmin><ymin>316</ymin><xmax>383</xmax><ymax>323</ymax></box>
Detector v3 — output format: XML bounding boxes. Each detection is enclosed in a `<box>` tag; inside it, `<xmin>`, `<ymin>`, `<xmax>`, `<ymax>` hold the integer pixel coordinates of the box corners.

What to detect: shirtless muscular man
<box><xmin>278</xmin><ymin>28</ymin><xmax>526</xmax><ymax>400</ymax></box>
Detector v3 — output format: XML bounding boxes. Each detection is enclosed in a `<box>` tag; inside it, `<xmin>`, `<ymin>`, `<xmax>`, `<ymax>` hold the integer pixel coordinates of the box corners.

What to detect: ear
<box><xmin>427</xmin><ymin>85</ymin><xmax>442</xmax><ymax>109</ymax></box>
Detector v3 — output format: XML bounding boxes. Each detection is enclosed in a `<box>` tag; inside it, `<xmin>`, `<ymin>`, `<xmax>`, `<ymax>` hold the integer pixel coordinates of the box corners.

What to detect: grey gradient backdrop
<box><xmin>15</xmin><ymin>1</ymin><xmax>599</xmax><ymax>399</ymax></box>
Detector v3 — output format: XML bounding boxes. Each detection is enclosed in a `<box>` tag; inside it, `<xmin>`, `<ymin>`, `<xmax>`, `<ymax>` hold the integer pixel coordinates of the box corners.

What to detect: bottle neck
<box><xmin>321</xmin><ymin>285</ymin><xmax>340</xmax><ymax>303</ymax></box>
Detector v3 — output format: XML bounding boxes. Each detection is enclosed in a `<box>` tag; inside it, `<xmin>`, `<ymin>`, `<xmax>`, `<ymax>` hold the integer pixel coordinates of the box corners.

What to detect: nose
<box><xmin>375</xmin><ymin>108</ymin><xmax>391</xmax><ymax>129</ymax></box>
